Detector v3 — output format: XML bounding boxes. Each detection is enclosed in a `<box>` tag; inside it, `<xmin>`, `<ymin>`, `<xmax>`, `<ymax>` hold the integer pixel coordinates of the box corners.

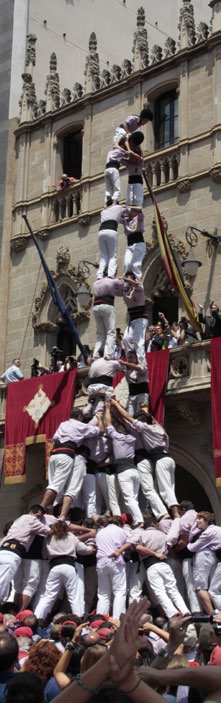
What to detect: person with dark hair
<box><xmin>97</xmin><ymin>200</ymin><xmax>129</xmax><ymax>280</ymax></box>
<box><xmin>113</xmin><ymin>108</ymin><xmax>153</xmax><ymax>150</ymax></box>
<box><xmin>198</xmin><ymin>301</ymin><xmax>221</xmax><ymax>339</ymax></box>
<box><xmin>0</xmin><ymin>633</ymin><xmax>18</xmax><ymax>703</ymax></box>
<box><xmin>95</xmin><ymin>517</ymin><xmax>131</xmax><ymax>618</ymax></box>
<box><xmin>92</xmin><ymin>276</ymin><xmax>126</xmax><ymax>361</ymax></box>
<box><xmin>0</xmin><ymin>508</ymin><xmax>50</xmax><ymax>605</ymax></box>
<box><xmin>126</xmin><ymin>132</ymin><xmax>144</xmax><ymax>207</ymax></box>
<box><xmin>123</xmin><ymin>351</ymin><xmax>149</xmax><ymax>416</ymax></box>
<box><xmin>35</xmin><ymin>521</ymin><xmax>95</xmax><ymax>619</ymax></box>
<box><xmin>165</xmin><ymin>501</ymin><xmax>200</xmax><ymax>614</ymax></box>
<box><xmin>187</xmin><ymin>512</ymin><xmax>221</xmax><ymax>615</ymax></box>
<box><xmin>1</xmin><ymin>357</ymin><xmax>24</xmax><ymax>384</ymax></box>
<box><xmin>104</xmin><ymin>145</ymin><xmax>129</xmax><ymax>204</ymax></box>
<box><xmin>5</xmin><ymin>672</ymin><xmax>44</xmax><ymax>703</ymax></box>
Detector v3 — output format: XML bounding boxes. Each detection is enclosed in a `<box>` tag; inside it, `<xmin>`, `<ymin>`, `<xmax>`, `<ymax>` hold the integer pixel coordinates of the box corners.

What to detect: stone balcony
<box><xmin>52</xmin><ymin>182</ymin><xmax>82</xmax><ymax>223</ymax></box>
<box><xmin>0</xmin><ymin>342</ymin><xmax>211</xmax><ymax>430</ymax></box>
<box><xmin>144</xmin><ymin>144</ymin><xmax>180</xmax><ymax>189</ymax></box>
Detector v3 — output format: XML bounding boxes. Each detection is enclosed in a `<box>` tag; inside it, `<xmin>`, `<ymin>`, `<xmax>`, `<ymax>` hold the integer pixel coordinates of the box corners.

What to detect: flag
<box><xmin>4</xmin><ymin>369</ymin><xmax>77</xmax><ymax>483</ymax></box>
<box><xmin>143</xmin><ymin>174</ymin><xmax>202</xmax><ymax>334</ymax></box>
<box><xmin>23</xmin><ymin>215</ymin><xmax>88</xmax><ymax>363</ymax></box>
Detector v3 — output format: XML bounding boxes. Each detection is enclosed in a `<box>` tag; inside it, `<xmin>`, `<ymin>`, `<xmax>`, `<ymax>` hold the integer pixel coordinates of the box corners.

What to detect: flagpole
<box><xmin>22</xmin><ymin>215</ymin><xmax>89</xmax><ymax>364</ymax></box>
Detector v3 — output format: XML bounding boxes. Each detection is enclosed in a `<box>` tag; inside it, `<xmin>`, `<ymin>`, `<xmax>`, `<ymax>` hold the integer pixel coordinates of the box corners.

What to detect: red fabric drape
<box><xmin>4</xmin><ymin>369</ymin><xmax>77</xmax><ymax>483</ymax></box>
<box><xmin>210</xmin><ymin>338</ymin><xmax>221</xmax><ymax>487</ymax></box>
<box><xmin>147</xmin><ymin>349</ymin><xmax>169</xmax><ymax>424</ymax></box>
<box><xmin>113</xmin><ymin>350</ymin><xmax>169</xmax><ymax>424</ymax></box>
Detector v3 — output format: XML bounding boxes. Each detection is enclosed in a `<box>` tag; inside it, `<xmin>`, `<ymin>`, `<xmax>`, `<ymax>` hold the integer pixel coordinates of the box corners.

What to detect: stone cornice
<box><xmin>14</xmin><ymin>31</ymin><xmax>221</xmax><ymax>136</ymax></box>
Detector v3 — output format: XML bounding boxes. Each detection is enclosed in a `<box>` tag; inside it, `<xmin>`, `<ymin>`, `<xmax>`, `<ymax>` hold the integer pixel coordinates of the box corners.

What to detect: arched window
<box><xmin>63</xmin><ymin>130</ymin><xmax>82</xmax><ymax>179</ymax></box>
<box><xmin>155</xmin><ymin>90</ymin><xmax>179</xmax><ymax>150</ymax></box>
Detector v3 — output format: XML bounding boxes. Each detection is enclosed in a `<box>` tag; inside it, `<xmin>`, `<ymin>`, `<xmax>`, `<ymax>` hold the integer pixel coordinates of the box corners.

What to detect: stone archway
<box><xmin>171</xmin><ymin>443</ymin><xmax>220</xmax><ymax>522</ymax></box>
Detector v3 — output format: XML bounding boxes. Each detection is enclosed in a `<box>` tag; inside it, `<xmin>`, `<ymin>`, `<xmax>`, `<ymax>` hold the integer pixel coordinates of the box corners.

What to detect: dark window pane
<box><xmin>63</xmin><ymin>131</ymin><xmax>82</xmax><ymax>179</ymax></box>
<box><xmin>155</xmin><ymin>90</ymin><xmax>179</xmax><ymax>149</ymax></box>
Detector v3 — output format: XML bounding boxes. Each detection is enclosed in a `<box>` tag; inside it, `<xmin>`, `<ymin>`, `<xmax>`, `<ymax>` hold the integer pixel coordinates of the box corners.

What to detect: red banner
<box><xmin>113</xmin><ymin>350</ymin><xmax>169</xmax><ymax>424</ymax></box>
<box><xmin>210</xmin><ymin>338</ymin><xmax>221</xmax><ymax>486</ymax></box>
<box><xmin>4</xmin><ymin>370</ymin><xmax>77</xmax><ymax>484</ymax></box>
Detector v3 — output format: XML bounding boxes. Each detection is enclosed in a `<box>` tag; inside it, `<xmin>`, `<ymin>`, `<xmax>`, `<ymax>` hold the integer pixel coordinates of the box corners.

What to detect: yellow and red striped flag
<box><xmin>144</xmin><ymin>175</ymin><xmax>202</xmax><ymax>334</ymax></box>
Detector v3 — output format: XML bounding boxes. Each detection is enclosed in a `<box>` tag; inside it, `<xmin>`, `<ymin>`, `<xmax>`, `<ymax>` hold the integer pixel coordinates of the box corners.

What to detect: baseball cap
<box><xmin>16</xmin><ymin>610</ymin><xmax>33</xmax><ymax>623</ymax></box>
<box><xmin>14</xmin><ymin>626</ymin><xmax>33</xmax><ymax>639</ymax></box>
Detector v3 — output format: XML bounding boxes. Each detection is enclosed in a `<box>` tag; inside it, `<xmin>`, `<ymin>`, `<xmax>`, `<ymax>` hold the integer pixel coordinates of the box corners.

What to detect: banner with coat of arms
<box><xmin>4</xmin><ymin>369</ymin><xmax>77</xmax><ymax>483</ymax></box>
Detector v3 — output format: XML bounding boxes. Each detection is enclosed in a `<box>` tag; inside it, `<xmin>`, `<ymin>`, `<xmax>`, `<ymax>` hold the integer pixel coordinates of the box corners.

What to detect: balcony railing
<box><xmin>52</xmin><ymin>183</ymin><xmax>82</xmax><ymax>223</ymax></box>
<box><xmin>0</xmin><ymin>342</ymin><xmax>211</xmax><ymax>427</ymax></box>
<box><xmin>144</xmin><ymin>145</ymin><xmax>180</xmax><ymax>189</ymax></box>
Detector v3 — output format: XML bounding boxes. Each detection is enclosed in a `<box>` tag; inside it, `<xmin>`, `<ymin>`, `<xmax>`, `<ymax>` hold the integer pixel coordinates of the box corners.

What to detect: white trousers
<box><xmin>14</xmin><ymin>559</ymin><xmax>41</xmax><ymax>598</ymax></box>
<box><xmin>127</xmin><ymin>391</ymin><xmax>149</xmax><ymax>417</ymax></box>
<box><xmin>96</xmin><ymin>472</ymin><xmax>110</xmax><ymax>513</ymax></box>
<box><xmin>63</xmin><ymin>454</ymin><xmax>86</xmax><ymax>500</ymax></box>
<box><xmin>97</xmin><ymin>560</ymin><xmax>126</xmax><ymax>618</ymax></box>
<box><xmin>155</xmin><ymin>457</ymin><xmax>177</xmax><ymax>508</ymax></box>
<box><xmin>182</xmin><ymin>558</ymin><xmax>202</xmax><ymax>613</ymax></box>
<box><xmin>126</xmin><ymin>560</ymin><xmax>146</xmax><ymax>604</ymax></box>
<box><xmin>209</xmin><ymin>561</ymin><xmax>221</xmax><ymax>609</ymax></box>
<box><xmin>107</xmin><ymin>474</ymin><xmax>122</xmax><ymax>515</ymax></box>
<box><xmin>123</xmin><ymin>318</ymin><xmax>147</xmax><ymax>365</ymax></box>
<box><xmin>193</xmin><ymin>550</ymin><xmax>217</xmax><ymax>590</ymax></box>
<box><xmin>137</xmin><ymin>458</ymin><xmax>167</xmax><ymax>518</ymax></box>
<box><xmin>0</xmin><ymin>551</ymin><xmax>21</xmax><ymax>602</ymax></box>
<box><xmin>124</xmin><ymin>242</ymin><xmax>146</xmax><ymax>282</ymax></box>
<box><xmin>81</xmin><ymin>474</ymin><xmax>96</xmax><ymax>516</ymax></box>
<box><xmin>104</xmin><ymin>167</ymin><xmax>120</xmax><ymax>201</ymax></box>
<box><xmin>47</xmin><ymin>454</ymin><xmax>74</xmax><ymax>496</ymax></box>
<box><xmin>97</xmin><ymin>230</ymin><xmax>118</xmax><ymax>279</ymax></box>
<box><xmin>117</xmin><ymin>468</ymin><xmax>143</xmax><ymax>525</ymax></box>
<box><xmin>126</xmin><ymin>182</ymin><xmax>143</xmax><ymax>207</ymax></box>
<box><xmin>75</xmin><ymin>562</ymin><xmax>85</xmax><ymax>615</ymax></box>
<box><xmin>35</xmin><ymin>564</ymin><xmax>82</xmax><ymax>619</ymax></box>
<box><xmin>93</xmin><ymin>304</ymin><xmax>116</xmax><ymax>359</ymax></box>
<box><xmin>147</xmin><ymin>562</ymin><xmax>189</xmax><ymax>619</ymax></box>
<box><xmin>31</xmin><ymin>561</ymin><xmax>50</xmax><ymax>610</ymax></box>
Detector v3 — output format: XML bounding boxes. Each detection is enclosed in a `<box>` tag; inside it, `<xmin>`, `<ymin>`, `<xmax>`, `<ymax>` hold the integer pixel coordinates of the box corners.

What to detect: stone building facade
<box><xmin>0</xmin><ymin>0</ymin><xmax>221</xmax><ymax>528</ymax></box>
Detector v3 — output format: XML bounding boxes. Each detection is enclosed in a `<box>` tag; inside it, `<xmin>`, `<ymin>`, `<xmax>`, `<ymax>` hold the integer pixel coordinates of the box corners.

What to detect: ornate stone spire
<box><xmin>84</xmin><ymin>32</ymin><xmax>100</xmax><ymax>93</ymax></box>
<box><xmin>178</xmin><ymin>0</ymin><xmax>196</xmax><ymax>50</ymax></box>
<box><xmin>45</xmin><ymin>53</ymin><xmax>60</xmax><ymax>112</ymax></box>
<box><xmin>209</xmin><ymin>0</ymin><xmax>221</xmax><ymax>34</ymax></box>
<box><xmin>132</xmin><ymin>7</ymin><xmax>149</xmax><ymax>71</ymax></box>
<box><xmin>19</xmin><ymin>34</ymin><xmax>38</xmax><ymax>123</ymax></box>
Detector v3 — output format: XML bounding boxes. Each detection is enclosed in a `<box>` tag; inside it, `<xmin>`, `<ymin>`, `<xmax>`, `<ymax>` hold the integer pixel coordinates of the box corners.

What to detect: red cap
<box><xmin>90</xmin><ymin>619</ymin><xmax>106</xmax><ymax>629</ymax></box>
<box><xmin>209</xmin><ymin>646</ymin><xmax>221</xmax><ymax>666</ymax></box>
<box><xmin>14</xmin><ymin>626</ymin><xmax>33</xmax><ymax>639</ymax></box>
<box><xmin>97</xmin><ymin>627</ymin><xmax>114</xmax><ymax>640</ymax></box>
<box><xmin>121</xmin><ymin>513</ymin><xmax>133</xmax><ymax>525</ymax></box>
<box><xmin>0</xmin><ymin>614</ymin><xmax>3</xmax><ymax>624</ymax></box>
<box><xmin>16</xmin><ymin>610</ymin><xmax>33</xmax><ymax>623</ymax></box>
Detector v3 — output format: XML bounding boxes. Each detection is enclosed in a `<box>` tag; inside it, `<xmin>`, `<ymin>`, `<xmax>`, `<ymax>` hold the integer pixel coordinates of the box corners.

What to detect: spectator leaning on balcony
<box><xmin>198</xmin><ymin>301</ymin><xmax>221</xmax><ymax>339</ymax></box>
<box><xmin>56</xmin><ymin>173</ymin><xmax>79</xmax><ymax>192</ymax></box>
<box><xmin>1</xmin><ymin>358</ymin><xmax>24</xmax><ymax>384</ymax></box>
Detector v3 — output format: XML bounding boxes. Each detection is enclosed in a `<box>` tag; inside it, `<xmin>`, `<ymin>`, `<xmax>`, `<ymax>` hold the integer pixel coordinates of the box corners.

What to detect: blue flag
<box><xmin>23</xmin><ymin>215</ymin><xmax>88</xmax><ymax>363</ymax></box>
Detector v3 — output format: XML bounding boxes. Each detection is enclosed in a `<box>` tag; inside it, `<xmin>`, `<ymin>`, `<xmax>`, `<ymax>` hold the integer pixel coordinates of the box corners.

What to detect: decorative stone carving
<box><xmin>19</xmin><ymin>72</ymin><xmax>38</xmax><ymax>122</ymax></box>
<box><xmin>110</xmin><ymin>64</ymin><xmax>122</xmax><ymax>83</ymax></box>
<box><xmin>210</xmin><ymin>165</ymin><xmax>221</xmax><ymax>183</ymax></box>
<box><xmin>78</xmin><ymin>214</ymin><xmax>91</xmax><ymax>226</ymax></box>
<box><xmin>84</xmin><ymin>32</ymin><xmax>100</xmax><ymax>93</ymax></box>
<box><xmin>132</xmin><ymin>6</ymin><xmax>149</xmax><ymax>71</ymax></box>
<box><xmin>178</xmin><ymin>0</ymin><xmax>196</xmax><ymax>49</ymax></box>
<box><xmin>33</xmin><ymin>321</ymin><xmax>58</xmax><ymax>332</ymax></box>
<box><xmin>177</xmin><ymin>402</ymin><xmax>200</xmax><ymax>424</ymax></box>
<box><xmin>26</xmin><ymin>34</ymin><xmax>37</xmax><ymax>67</ymax></box>
<box><xmin>72</xmin><ymin>82</ymin><xmax>84</xmax><ymax>101</ymax></box>
<box><xmin>45</xmin><ymin>53</ymin><xmax>60</xmax><ymax>112</ymax></box>
<box><xmin>56</xmin><ymin>246</ymin><xmax>70</xmax><ymax>271</ymax></box>
<box><xmin>164</xmin><ymin>37</ymin><xmax>176</xmax><ymax>58</ymax></box>
<box><xmin>11</xmin><ymin>236</ymin><xmax>29</xmax><ymax>252</ymax></box>
<box><xmin>38</xmin><ymin>99</ymin><xmax>46</xmax><ymax>116</ymax></box>
<box><xmin>61</xmin><ymin>88</ymin><xmax>72</xmax><ymax>105</ymax></box>
<box><xmin>170</xmin><ymin>354</ymin><xmax>189</xmax><ymax>378</ymax></box>
<box><xmin>150</xmin><ymin>45</ymin><xmax>163</xmax><ymax>64</ymax></box>
<box><xmin>196</xmin><ymin>21</ymin><xmax>209</xmax><ymax>42</ymax></box>
<box><xmin>121</xmin><ymin>59</ymin><xmax>132</xmax><ymax>78</ymax></box>
<box><xmin>177</xmin><ymin>178</ymin><xmax>192</xmax><ymax>193</ymax></box>
<box><xmin>100</xmin><ymin>69</ymin><xmax>111</xmax><ymax>88</ymax></box>
<box><xmin>72</xmin><ymin>311</ymin><xmax>90</xmax><ymax>324</ymax></box>
<box><xmin>37</xmin><ymin>230</ymin><xmax>50</xmax><ymax>241</ymax></box>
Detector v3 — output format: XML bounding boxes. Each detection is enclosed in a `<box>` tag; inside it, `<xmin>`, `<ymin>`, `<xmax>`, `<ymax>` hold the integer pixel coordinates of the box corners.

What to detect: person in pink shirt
<box><xmin>97</xmin><ymin>201</ymin><xmax>129</xmax><ymax>280</ymax></box>
<box><xmin>187</xmin><ymin>511</ymin><xmax>221</xmax><ymax>615</ymax></box>
<box><xmin>95</xmin><ymin>516</ymin><xmax>131</xmax><ymax>618</ymax></box>
<box><xmin>122</xmin><ymin>272</ymin><xmax>148</xmax><ymax>365</ymax></box>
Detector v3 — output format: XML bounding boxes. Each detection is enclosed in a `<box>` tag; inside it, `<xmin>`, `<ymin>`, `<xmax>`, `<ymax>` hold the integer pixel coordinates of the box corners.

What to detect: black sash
<box><xmin>127</xmin><ymin>232</ymin><xmax>144</xmax><ymax>246</ymax></box>
<box><xmin>94</xmin><ymin>295</ymin><xmax>114</xmax><ymax>306</ymax></box>
<box><xmin>51</xmin><ymin>440</ymin><xmax>76</xmax><ymax>459</ymax></box>
<box><xmin>129</xmin><ymin>381</ymin><xmax>149</xmax><ymax>396</ymax></box>
<box><xmin>143</xmin><ymin>555</ymin><xmax>163</xmax><ymax>569</ymax></box>
<box><xmin>128</xmin><ymin>175</ymin><xmax>143</xmax><ymax>184</ymax></box>
<box><xmin>89</xmin><ymin>375</ymin><xmax>112</xmax><ymax>386</ymax></box>
<box><xmin>77</xmin><ymin>553</ymin><xmax>96</xmax><ymax>567</ymax></box>
<box><xmin>128</xmin><ymin>305</ymin><xmax>148</xmax><ymax>321</ymax></box>
<box><xmin>49</xmin><ymin>556</ymin><xmax>76</xmax><ymax>570</ymax></box>
<box><xmin>106</xmin><ymin>160</ymin><xmax>120</xmax><ymax>169</ymax></box>
<box><xmin>87</xmin><ymin>458</ymin><xmax>97</xmax><ymax>474</ymax></box>
<box><xmin>1</xmin><ymin>539</ymin><xmax>26</xmax><ymax>559</ymax></box>
<box><xmin>99</xmin><ymin>220</ymin><xmax>118</xmax><ymax>231</ymax></box>
<box><xmin>114</xmin><ymin>457</ymin><xmax>137</xmax><ymax>474</ymax></box>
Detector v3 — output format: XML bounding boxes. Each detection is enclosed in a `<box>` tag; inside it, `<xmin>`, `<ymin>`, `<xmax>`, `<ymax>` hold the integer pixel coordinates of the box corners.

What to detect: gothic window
<box><xmin>155</xmin><ymin>90</ymin><xmax>178</xmax><ymax>150</ymax></box>
<box><xmin>63</xmin><ymin>130</ymin><xmax>82</xmax><ymax>180</ymax></box>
